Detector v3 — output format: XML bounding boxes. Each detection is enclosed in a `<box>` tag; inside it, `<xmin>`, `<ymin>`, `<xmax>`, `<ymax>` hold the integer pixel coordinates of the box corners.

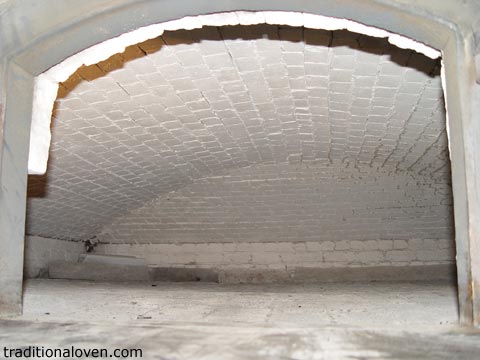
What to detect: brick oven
<box><xmin>1</xmin><ymin>1</ymin><xmax>480</xmax><ymax>357</ymax></box>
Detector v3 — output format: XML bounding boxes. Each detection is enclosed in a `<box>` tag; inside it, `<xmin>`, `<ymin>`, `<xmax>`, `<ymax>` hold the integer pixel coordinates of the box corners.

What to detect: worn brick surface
<box><xmin>26</xmin><ymin>24</ymin><xmax>451</xmax><ymax>267</ymax></box>
<box><xmin>24</xmin><ymin>236</ymin><xmax>84</xmax><ymax>278</ymax></box>
<box><xmin>95</xmin><ymin>234</ymin><xmax>455</xmax><ymax>269</ymax></box>
<box><xmin>98</xmin><ymin>162</ymin><xmax>453</xmax><ymax>254</ymax></box>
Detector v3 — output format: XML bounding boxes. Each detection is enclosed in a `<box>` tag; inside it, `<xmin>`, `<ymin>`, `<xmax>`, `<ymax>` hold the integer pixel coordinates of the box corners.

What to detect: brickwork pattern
<box><xmin>26</xmin><ymin>25</ymin><xmax>449</xmax><ymax>243</ymax></box>
<box><xmin>95</xmin><ymin>237</ymin><xmax>455</xmax><ymax>269</ymax></box>
<box><xmin>98</xmin><ymin>162</ymin><xmax>454</xmax><ymax>256</ymax></box>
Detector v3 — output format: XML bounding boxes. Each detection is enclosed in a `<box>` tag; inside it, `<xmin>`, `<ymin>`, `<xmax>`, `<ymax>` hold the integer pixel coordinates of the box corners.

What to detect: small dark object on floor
<box><xmin>84</xmin><ymin>239</ymin><xmax>96</xmax><ymax>253</ymax></box>
<box><xmin>137</xmin><ymin>315</ymin><xmax>152</xmax><ymax>320</ymax></box>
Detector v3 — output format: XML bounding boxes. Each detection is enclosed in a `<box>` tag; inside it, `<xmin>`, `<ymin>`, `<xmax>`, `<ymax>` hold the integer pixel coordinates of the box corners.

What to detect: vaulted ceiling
<box><xmin>26</xmin><ymin>25</ymin><xmax>449</xmax><ymax>241</ymax></box>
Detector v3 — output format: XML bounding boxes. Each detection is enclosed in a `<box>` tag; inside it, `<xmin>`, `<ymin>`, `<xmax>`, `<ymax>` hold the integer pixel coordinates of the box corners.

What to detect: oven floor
<box><xmin>1</xmin><ymin>279</ymin><xmax>479</xmax><ymax>359</ymax></box>
<box><xmin>20</xmin><ymin>279</ymin><xmax>458</xmax><ymax>327</ymax></box>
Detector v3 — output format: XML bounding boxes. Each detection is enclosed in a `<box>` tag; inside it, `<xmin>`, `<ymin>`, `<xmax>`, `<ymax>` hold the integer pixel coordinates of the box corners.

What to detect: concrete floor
<box><xmin>1</xmin><ymin>279</ymin><xmax>480</xmax><ymax>359</ymax></box>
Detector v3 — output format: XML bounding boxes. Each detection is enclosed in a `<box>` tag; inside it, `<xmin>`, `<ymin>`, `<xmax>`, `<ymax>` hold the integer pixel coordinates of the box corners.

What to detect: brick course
<box><xmin>95</xmin><ymin>237</ymin><xmax>454</xmax><ymax>269</ymax></box>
